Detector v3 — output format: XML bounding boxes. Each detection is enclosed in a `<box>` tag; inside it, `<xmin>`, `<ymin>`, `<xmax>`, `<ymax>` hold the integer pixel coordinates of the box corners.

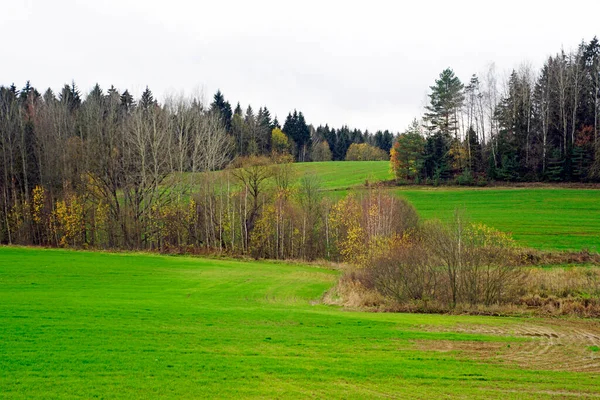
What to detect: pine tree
<box><xmin>422</xmin><ymin>69</ymin><xmax>464</xmax><ymax>181</ymax></box>
<box><xmin>424</xmin><ymin>68</ymin><xmax>464</xmax><ymax>138</ymax></box>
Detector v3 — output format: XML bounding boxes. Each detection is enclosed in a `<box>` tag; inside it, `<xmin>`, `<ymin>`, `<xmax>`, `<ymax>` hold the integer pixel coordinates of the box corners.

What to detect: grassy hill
<box><xmin>168</xmin><ymin>160</ymin><xmax>391</xmax><ymax>194</ymax></box>
<box><xmin>175</xmin><ymin>161</ymin><xmax>599</xmax><ymax>251</ymax></box>
<box><xmin>1</xmin><ymin>247</ymin><xmax>599</xmax><ymax>399</ymax></box>
<box><xmin>395</xmin><ymin>187</ymin><xmax>600</xmax><ymax>251</ymax></box>
<box><xmin>288</xmin><ymin>161</ymin><xmax>599</xmax><ymax>251</ymax></box>
<box><xmin>291</xmin><ymin>161</ymin><xmax>392</xmax><ymax>190</ymax></box>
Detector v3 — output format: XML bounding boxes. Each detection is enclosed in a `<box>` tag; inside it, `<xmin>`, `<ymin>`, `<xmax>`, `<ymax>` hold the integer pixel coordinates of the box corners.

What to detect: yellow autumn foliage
<box><xmin>52</xmin><ymin>195</ymin><xmax>85</xmax><ymax>247</ymax></box>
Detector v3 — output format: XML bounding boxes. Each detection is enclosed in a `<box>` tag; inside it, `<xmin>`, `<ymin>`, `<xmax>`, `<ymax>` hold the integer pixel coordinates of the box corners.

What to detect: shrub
<box><xmin>345</xmin><ymin>143</ymin><xmax>388</xmax><ymax>161</ymax></box>
<box><xmin>328</xmin><ymin>191</ymin><xmax>419</xmax><ymax>265</ymax></box>
<box><xmin>341</xmin><ymin>210</ymin><xmax>523</xmax><ymax>311</ymax></box>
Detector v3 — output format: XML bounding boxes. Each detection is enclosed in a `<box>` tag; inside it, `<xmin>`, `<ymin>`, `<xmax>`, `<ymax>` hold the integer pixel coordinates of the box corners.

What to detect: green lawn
<box><xmin>1</xmin><ymin>247</ymin><xmax>599</xmax><ymax>399</ymax></box>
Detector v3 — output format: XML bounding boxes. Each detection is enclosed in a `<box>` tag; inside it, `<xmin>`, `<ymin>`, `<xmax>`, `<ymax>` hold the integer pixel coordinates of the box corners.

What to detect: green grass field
<box><xmin>175</xmin><ymin>161</ymin><xmax>599</xmax><ymax>250</ymax></box>
<box><xmin>395</xmin><ymin>187</ymin><xmax>600</xmax><ymax>251</ymax></box>
<box><xmin>281</xmin><ymin>161</ymin><xmax>599</xmax><ymax>251</ymax></box>
<box><xmin>1</xmin><ymin>247</ymin><xmax>599</xmax><ymax>399</ymax></box>
<box><xmin>291</xmin><ymin>161</ymin><xmax>393</xmax><ymax>190</ymax></box>
<box><xmin>171</xmin><ymin>160</ymin><xmax>393</xmax><ymax>193</ymax></box>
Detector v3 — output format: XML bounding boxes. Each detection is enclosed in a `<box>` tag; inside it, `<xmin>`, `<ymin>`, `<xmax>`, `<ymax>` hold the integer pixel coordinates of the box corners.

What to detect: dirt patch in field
<box><xmin>414</xmin><ymin>319</ymin><xmax>600</xmax><ymax>372</ymax></box>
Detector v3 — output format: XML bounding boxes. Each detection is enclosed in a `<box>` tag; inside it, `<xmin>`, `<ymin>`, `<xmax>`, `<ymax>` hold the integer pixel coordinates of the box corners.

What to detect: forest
<box><xmin>1</xmin><ymin>37</ymin><xmax>600</xmax><ymax>254</ymax></box>
<box><xmin>392</xmin><ymin>38</ymin><xmax>600</xmax><ymax>184</ymax></box>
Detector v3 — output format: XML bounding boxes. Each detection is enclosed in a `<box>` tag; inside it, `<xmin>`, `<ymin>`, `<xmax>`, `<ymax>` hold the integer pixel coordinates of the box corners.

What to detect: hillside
<box><xmin>291</xmin><ymin>162</ymin><xmax>600</xmax><ymax>251</ymax></box>
<box><xmin>291</xmin><ymin>161</ymin><xmax>393</xmax><ymax>190</ymax></box>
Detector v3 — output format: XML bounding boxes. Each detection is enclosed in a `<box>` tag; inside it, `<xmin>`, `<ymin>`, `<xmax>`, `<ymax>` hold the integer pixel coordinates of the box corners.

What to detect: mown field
<box><xmin>1</xmin><ymin>247</ymin><xmax>599</xmax><ymax>399</ymax></box>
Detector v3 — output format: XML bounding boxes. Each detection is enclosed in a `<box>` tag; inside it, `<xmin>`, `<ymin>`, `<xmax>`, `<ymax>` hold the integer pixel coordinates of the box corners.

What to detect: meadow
<box><xmin>2</xmin><ymin>162</ymin><xmax>600</xmax><ymax>398</ymax></box>
<box><xmin>285</xmin><ymin>161</ymin><xmax>600</xmax><ymax>251</ymax></box>
<box><xmin>1</xmin><ymin>247</ymin><xmax>599</xmax><ymax>399</ymax></box>
<box><xmin>395</xmin><ymin>187</ymin><xmax>600</xmax><ymax>251</ymax></box>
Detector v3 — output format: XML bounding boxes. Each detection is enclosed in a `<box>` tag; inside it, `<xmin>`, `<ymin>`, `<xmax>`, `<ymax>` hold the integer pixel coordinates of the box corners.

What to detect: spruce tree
<box><xmin>59</xmin><ymin>81</ymin><xmax>81</xmax><ymax>112</ymax></box>
<box><xmin>210</xmin><ymin>90</ymin><xmax>232</xmax><ymax>131</ymax></box>
<box><xmin>120</xmin><ymin>90</ymin><xmax>134</xmax><ymax>113</ymax></box>
<box><xmin>87</xmin><ymin>84</ymin><xmax>104</xmax><ymax>108</ymax></box>
<box><xmin>139</xmin><ymin>86</ymin><xmax>155</xmax><ymax>111</ymax></box>
<box><xmin>234</xmin><ymin>102</ymin><xmax>243</xmax><ymax>116</ymax></box>
<box><xmin>42</xmin><ymin>88</ymin><xmax>55</xmax><ymax>104</ymax></box>
<box><xmin>272</xmin><ymin>116</ymin><xmax>281</xmax><ymax>130</ymax></box>
<box><xmin>257</xmin><ymin>107</ymin><xmax>273</xmax><ymax>153</ymax></box>
<box><xmin>245</xmin><ymin>105</ymin><xmax>258</xmax><ymax>155</ymax></box>
<box><xmin>282</xmin><ymin>110</ymin><xmax>310</xmax><ymax>160</ymax></box>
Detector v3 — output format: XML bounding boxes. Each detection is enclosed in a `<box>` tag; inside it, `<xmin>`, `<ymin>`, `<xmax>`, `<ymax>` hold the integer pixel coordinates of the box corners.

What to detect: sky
<box><xmin>3</xmin><ymin>0</ymin><xmax>600</xmax><ymax>132</ymax></box>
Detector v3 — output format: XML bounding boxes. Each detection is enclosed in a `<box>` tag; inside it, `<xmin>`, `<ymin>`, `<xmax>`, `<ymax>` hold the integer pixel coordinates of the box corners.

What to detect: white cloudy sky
<box><xmin>3</xmin><ymin>0</ymin><xmax>600</xmax><ymax>131</ymax></box>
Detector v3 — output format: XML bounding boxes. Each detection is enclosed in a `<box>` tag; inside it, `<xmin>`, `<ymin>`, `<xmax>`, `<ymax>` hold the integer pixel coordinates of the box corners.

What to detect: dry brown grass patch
<box><xmin>416</xmin><ymin>319</ymin><xmax>600</xmax><ymax>372</ymax></box>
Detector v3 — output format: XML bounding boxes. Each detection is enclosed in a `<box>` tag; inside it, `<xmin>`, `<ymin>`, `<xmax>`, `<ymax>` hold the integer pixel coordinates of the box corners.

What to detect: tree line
<box><xmin>392</xmin><ymin>37</ymin><xmax>600</xmax><ymax>184</ymax></box>
<box><xmin>2</xmin><ymin>36</ymin><xmax>600</xmax><ymax>252</ymax></box>
<box><xmin>209</xmin><ymin>89</ymin><xmax>395</xmax><ymax>162</ymax></box>
<box><xmin>0</xmin><ymin>79</ymin><xmax>397</xmax><ymax>248</ymax></box>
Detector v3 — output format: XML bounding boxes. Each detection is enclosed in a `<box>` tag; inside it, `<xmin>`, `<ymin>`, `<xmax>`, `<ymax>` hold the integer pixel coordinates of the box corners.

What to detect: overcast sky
<box><xmin>3</xmin><ymin>0</ymin><xmax>600</xmax><ymax>132</ymax></box>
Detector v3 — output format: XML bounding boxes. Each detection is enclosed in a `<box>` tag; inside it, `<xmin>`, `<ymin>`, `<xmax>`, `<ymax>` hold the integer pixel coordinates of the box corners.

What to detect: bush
<box><xmin>345</xmin><ymin>143</ymin><xmax>388</xmax><ymax>161</ymax></box>
<box><xmin>340</xmin><ymin>211</ymin><xmax>523</xmax><ymax>311</ymax></box>
<box><xmin>328</xmin><ymin>191</ymin><xmax>419</xmax><ymax>265</ymax></box>
<box><xmin>455</xmin><ymin>169</ymin><xmax>474</xmax><ymax>186</ymax></box>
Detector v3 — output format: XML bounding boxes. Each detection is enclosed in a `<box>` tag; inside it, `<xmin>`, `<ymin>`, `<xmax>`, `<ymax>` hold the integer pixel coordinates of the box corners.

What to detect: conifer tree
<box><xmin>59</xmin><ymin>81</ymin><xmax>81</xmax><ymax>112</ymax></box>
<box><xmin>422</xmin><ymin>69</ymin><xmax>464</xmax><ymax>180</ymax></box>
<box><xmin>139</xmin><ymin>86</ymin><xmax>155</xmax><ymax>111</ymax></box>
<box><xmin>120</xmin><ymin>90</ymin><xmax>134</xmax><ymax>113</ymax></box>
<box><xmin>210</xmin><ymin>90</ymin><xmax>232</xmax><ymax>131</ymax></box>
<box><xmin>424</xmin><ymin>68</ymin><xmax>464</xmax><ymax>138</ymax></box>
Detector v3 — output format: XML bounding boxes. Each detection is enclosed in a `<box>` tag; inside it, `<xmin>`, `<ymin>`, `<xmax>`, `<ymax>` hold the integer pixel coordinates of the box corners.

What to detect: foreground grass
<box><xmin>1</xmin><ymin>247</ymin><xmax>599</xmax><ymax>399</ymax></box>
